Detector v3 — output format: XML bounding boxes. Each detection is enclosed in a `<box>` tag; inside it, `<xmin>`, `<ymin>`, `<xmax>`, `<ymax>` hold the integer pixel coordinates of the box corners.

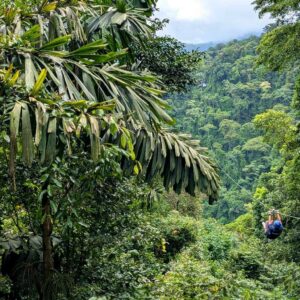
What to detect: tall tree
<box><xmin>254</xmin><ymin>0</ymin><xmax>300</xmax><ymax>71</ymax></box>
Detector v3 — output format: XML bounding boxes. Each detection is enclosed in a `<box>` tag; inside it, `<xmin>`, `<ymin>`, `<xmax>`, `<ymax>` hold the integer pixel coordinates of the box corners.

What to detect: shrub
<box><xmin>201</xmin><ymin>220</ymin><xmax>234</xmax><ymax>260</ymax></box>
<box><xmin>153</xmin><ymin>212</ymin><xmax>198</xmax><ymax>262</ymax></box>
<box><xmin>228</xmin><ymin>238</ymin><xmax>265</xmax><ymax>279</ymax></box>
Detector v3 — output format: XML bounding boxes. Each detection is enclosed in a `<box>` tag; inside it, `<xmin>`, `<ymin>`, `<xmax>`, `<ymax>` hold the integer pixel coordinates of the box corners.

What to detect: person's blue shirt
<box><xmin>266</xmin><ymin>220</ymin><xmax>284</xmax><ymax>239</ymax></box>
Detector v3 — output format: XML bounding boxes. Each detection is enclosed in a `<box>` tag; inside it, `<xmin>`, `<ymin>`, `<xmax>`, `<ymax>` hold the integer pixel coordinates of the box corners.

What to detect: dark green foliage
<box><xmin>162</xmin><ymin>227</ymin><xmax>194</xmax><ymax>259</ymax></box>
<box><xmin>229</xmin><ymin>244</ymin><xmax>265</xmax><ymax>279</ymax></box>
<box><xmin>250</xmin><ymin>106</ymin><xmax>300</xmax><ymax>262</ymax></box>
<box><xmin>202</xmin><ymin>222</ymin><xmax>233</xmax><ymax>260</ymax></box>
<box><xmin>168</xmin><ymin>36</ymin><xmax>296</xmax><ymax>222</ymax></box>
<box><xmin>256</xmin><ymin>23</ymin><xmax>300</xmax><ymax>71</ymax></box>
<box><xmin>164</xmin><ymin>191</ymin><xmax>203</xmax><ymax>219</ymax></box>
<box><xmin>0</xmin><ymin>0</ymin><xmax>219</xmax><ymax>298</ymax></box>
<box><xmin>251</xmin><ymin>0</ymin><xmax>300</xmax><ymax>264</ymax></box>
<box><xmin>2</xmin><ymin>0</ymin><xmax>300</xmax><ymax>298</ymax></box>
<box><xmin>144</xmin><ymin>215</ymin><xmax>300</xmax><ymax>300</ymax></box>
<box><xmin>153</xmin><ymin>213</ymin><xmax>197</xmax><ymax>262</ymax></box>
<box><xmin>253</xmin><ymin>0</ymin><xmax>300</xmax><ymax>22</ymax></box>
<box><xmin>133</xmin><ymin>36</ymin><xmax>203</xmax><ymax>92</ymax></box>
<box><xmin>254</xmin><ymin>0</ymin><xmax>300</xmax><ymax>71</ymax></box>
<box><xmin>72</xmin><ymin>217</ymin><xmax>163</xmax><ymax>299</ymax></box>
<box><xmin>293</xmin><ymin>75</ymin><xmax>300</xmax><ymax>112</ymax></box>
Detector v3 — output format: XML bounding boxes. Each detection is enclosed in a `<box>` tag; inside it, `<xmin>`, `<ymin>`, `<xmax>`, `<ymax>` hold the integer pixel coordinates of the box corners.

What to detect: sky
<box><xmin>154</xmin><ymin>0</ymin><xmax>270</xmax><ymax>44</ymax></box>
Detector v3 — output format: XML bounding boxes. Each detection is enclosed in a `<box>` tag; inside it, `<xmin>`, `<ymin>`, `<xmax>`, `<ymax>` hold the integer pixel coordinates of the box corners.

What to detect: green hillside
<box><xmin>170</xmin><ymin>36</ymin><xmax>299</xmax><ymax>223</ymax></box>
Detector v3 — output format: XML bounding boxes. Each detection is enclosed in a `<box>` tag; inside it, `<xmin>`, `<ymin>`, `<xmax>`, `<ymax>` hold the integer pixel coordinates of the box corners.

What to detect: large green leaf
<box><xmin>0</xmin><ymin>0</ymin><xmax>220</xmax><ymax>200</ymax></box>
<box><xmin>40</xmin><ymin>35</ymin><xmax>71</xmax><ymax>51</ymax></box>
<box><xmin>133</xmin><ymin>128</ymin><xmax>220</xmax><ymax>202</ymax></box>
<box><xmin>21</xmin><ymin>103</ymin><xmax>34</xmax><ymax>165</ymax></box>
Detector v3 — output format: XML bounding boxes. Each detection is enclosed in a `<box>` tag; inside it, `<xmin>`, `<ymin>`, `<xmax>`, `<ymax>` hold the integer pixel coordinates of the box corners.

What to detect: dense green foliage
<box><xmin>1</xmin><ymin>0</ymin><xmax>300</xmax><ymax>299</ymax></box>
<box><xmin>0</xmin><ymin>0</ymin><xmax>219</xmax><ymax>298</ymax></box>
<box><xmin>133</xmin><ymin>35</ymin><xmax>203</xmax><ymax>92</ymax></box>
<box><xmin>253</xmin><ymin>0</ymin><xmax>300</xmax><ymax>71</ymax></box>
<box><xmin>169</xmin><ymin>36</ymin><xmax>299</xmax><ymax>223</ymax></box>
<box><xmin>251</xmin><ymin>0</ymin><xmax>300</xmax><ymax>264</ymax></box>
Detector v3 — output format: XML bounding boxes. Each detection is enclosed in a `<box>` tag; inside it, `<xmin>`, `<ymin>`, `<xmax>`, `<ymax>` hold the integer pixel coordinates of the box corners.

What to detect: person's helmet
<box><xmin>273</xmin><ymin>220</ymin><xmax>282</xmax><ymax>229</ymax></box>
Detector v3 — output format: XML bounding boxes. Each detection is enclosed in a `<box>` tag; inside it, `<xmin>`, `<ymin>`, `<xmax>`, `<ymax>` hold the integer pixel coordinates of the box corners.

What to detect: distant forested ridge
<box><xmin>169</xmin><ymin>36</ymin><xmax>299</xmax><ymax>223</ymax></box>
<box><xmin>185</xmin><ymin>42</ymin><xmax>217</xmax><ymax>52</ymax></box>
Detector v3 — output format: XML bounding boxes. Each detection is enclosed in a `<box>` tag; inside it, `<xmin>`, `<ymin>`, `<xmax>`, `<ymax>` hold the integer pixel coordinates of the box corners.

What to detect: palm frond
<box><xmin>87</xmin><ymin>5</ymin><xmax>153</xmax><ymax>50</ymax></box>
<box><xmin>133</xmin><ymin>128</ymin><xmax>220</xmax><ymax>202</ymax></box>
<box><xmin>0</xmin><ymin>2</ymin><xmax>220</xmax><ymax>200</ymax></box>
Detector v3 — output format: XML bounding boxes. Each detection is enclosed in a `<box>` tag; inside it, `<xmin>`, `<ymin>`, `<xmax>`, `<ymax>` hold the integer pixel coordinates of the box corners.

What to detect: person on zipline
<box><xmin>262</xmin><ymin>209</ymin><xmax>284</xmax><ymax>239</ymax></box>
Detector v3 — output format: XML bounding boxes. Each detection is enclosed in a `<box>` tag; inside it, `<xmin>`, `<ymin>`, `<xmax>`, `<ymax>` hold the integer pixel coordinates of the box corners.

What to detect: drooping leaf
<box><xmin>132</xmin><ymin>128</ymin><xmax>220</xmax><ymax>201</ymax></box>
<box><xmin>10</xmin><ymin>102</ymin><xmax>22</xmax><ymax>138</ymax></box>
<box><xmin>120</xmin><ymin>133</ymin><xmax>127</xmax><ymax>149</ymax></box>
<box><xmin>45</xmin><ymin>117</ymin><xmax>57</xmax><ymax>163</ymax></box>
<box><xmin>133</xmin><ymin>164</ymin><xmax>139</xmax><ymax>175</ymax></box>
<box><xmin>34</xmin><ymin>102</ymin><xmax>47</xmax><ymax>146</ymax></box>
<box><xmin>21</xmin><ymin>103</ymin><xmax>34</xmax><ymax>165</ymax></box>
<box><xmin>88</xmin><ymin>115</ymin><xmax>100</xmax><ymax>161</ymax></box>
<box><xmin>24</xmin><ymin>54</ymin><xmax>36</xmax><ymax>90</ymax></box>
<box><xmin>4</xmin><ymin>64</ymin><xmax>13</xmax><ymax>81</ymax></box>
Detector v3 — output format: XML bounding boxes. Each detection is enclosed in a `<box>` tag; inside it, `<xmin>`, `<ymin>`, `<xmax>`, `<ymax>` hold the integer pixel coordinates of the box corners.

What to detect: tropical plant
<box><xmin>0</xmin><ymin>0</ymin><xmax>219</xmax><ymax>297</ymax></box>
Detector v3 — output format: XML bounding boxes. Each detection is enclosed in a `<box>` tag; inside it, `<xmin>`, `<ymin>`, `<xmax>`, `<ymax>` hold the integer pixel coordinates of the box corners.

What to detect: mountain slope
<box><xmin>170</xmin><ymin>36</ymin><xmax>298</xmax><ymax>222</ymax></box>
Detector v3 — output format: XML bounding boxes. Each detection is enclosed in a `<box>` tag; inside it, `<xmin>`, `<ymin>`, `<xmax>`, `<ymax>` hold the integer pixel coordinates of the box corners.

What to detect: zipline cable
<box><xmin>280</xmin><ymin>213</ymin><xmax>300</xmax><ymax>220</ymax></box>
<box><xmin>219</xmin><ymin>167</ymin><xmax>247</xmax><ymax>192</ymax></box>
<box><xmin>217</xmin><ymin>163</ymin><xmax>300</xmax><ymax>220</ymax></box>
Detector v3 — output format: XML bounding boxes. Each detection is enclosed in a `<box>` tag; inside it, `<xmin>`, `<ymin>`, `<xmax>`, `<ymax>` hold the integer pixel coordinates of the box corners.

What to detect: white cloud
<box><xmin>157</xmin><ymin>0</ymin><xmax>210</xmax><ymax>21</ymax></box>
<box><xmin>154</xmin><ymin>0</ymin><xmax>270</xmax><ymax>43</ymax></box>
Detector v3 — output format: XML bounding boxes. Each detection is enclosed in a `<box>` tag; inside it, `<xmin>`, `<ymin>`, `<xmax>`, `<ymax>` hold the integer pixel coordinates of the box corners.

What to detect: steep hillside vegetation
<box><xmin>169</xmin><ymin>36</ymin><xmax>299</xmax><ymax>223</ymax></box>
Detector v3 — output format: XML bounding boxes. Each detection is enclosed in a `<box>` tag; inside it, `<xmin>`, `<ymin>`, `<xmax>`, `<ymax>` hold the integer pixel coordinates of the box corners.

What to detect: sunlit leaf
<box><xmin>31</xmin><ymin>69</ymin><xmax>47</xmax><ymax>95</ymax></box>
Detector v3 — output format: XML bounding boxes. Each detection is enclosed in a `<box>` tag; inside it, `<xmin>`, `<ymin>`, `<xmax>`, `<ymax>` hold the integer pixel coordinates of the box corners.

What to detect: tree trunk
<box><xmin>42</xmin><ymin>187</ymin><xmax>54</xmax><ymax>297</ymax></box>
